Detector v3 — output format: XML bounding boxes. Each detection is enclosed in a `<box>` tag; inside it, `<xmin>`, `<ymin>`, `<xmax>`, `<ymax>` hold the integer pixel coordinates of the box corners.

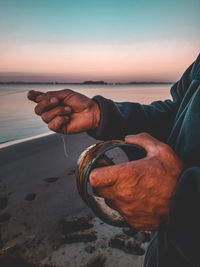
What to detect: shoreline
<box><xmin>0</xmin><ymin>84</ymin><xmax>172</xmax><ymax>147</ymax></box>
<box><xmin>0</xmin><ymin>81</ymin><xmax>174</xmax><ymax>85</ymax></box>
<box><xmin>0</xmin><ymin>132</ymin><xmax>54</xmax><ymax>150</ymax></box>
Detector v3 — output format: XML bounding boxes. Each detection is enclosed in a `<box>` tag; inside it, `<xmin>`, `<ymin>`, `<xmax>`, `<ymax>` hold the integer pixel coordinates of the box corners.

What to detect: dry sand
<box><xmin>0</xmin><ymin>133</ymin><xmax>148</xmax><ymax>267</ymax></box>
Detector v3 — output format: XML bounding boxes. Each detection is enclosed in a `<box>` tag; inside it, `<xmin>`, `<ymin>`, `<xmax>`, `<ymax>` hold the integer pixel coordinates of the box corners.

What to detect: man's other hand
<box><xmin>89</xmin><ymin>133</ymin><xmax>184</xmax><ymax>231</ymax></box>
<box><xmin>27</xmin><ymin>89</ymin><xmax>100</xmax><ymax>134</ymax></box>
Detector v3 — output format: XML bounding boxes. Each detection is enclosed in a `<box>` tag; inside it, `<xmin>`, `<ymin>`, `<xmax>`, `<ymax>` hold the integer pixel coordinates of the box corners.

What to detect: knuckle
<box><xmin>122</xmin><ymin>207</ymin><xmax>133</xmax><ymax>218</ymax></box>
<box><xmin>63</xmin><ymin>89</ymin><xmax>73</xmax><ymax>94</ymax></box>
<box><xmin>57</xmin><ymin>106</ymin><xmax>64</xmax><ymax>113</ymax></box>
<box><xmin>159</xmin><ymin>142</ymin><xmax>170</xmax><ymax>152</ymax></box>
<box><xmin>57</xmin><ymin>116</ymin><xmax>64</xmax><ymax>124</ymax></box>
<box><xmin>46</xmin><ymin>91</ymin><xmax>52</xmax><ymax>97</ymax></box>
<box><xmin>34</xmin><ymin>99</ymin><xmax>49</xmax><ymax>115</ymax></box>
<box><xmin>63</xmin><ymin>89</ymin><xmax>75</xmax><ymax>100</ymax></box>
<box><xmin>138</xmin><ymin>132</ymin><xmax>149</xmax><ymax>138</ymax></box>
<box><xmin>41</xmin><ymin>113</ymin><xmax>48</xmax><ymax>122</ymax></box>
<box><xmin>48</xmin><ymin>123</ymin><xmax>54</xmax><ymax>131</ymax></box>
<box><xmin>34</xmin><ymin>105</ymin><xmax>41</xmax><ymax>115</ymax></box>
<box><xmin>35</xmin><ymin>95</ymin><xmax>43</xmax><ymax>102</ymax></box>
<box><xmin>47</xmin><ymin>116</ymin><xmax>64</xmax><ymax>132</ymax></box>
<box><xmin>49</xmin><ymin>126</ymin><xmax>58</xmax><ymax>133</ymax></box>
<box><xmin>89</xmin><ymin>169</ymin><xmax>100</xmax><ymax>187</ymax></box>
<box><xmin>48</xmin><ymin>123</ymin><xmax>58</xmax><ymax>132</ymax></box>
<box><xmin>89</xmin><ymin>174</ymin><xmax>96</xmax><ymax>187</ymax></box>
<box><xmin>116</xmin><ymin>188</ymin><xmax>130</xmax><ymax>201</ymax></box>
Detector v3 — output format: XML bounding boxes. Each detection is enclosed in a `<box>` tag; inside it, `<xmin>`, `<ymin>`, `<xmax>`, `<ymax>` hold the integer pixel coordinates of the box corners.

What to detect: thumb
<box><xmin>89</xmin><ymin>164</ymin><xmax>120</xmax><ymax>187</ymax></box>
<box><xmin>125</xmin><ymin>132</ymin><xmax>162</xmax><ymax>157</ymax></box>
<box><xmin>27</xmin><ymin>90</ymin><xmax>44</xmax><ymax>103</ymax></box>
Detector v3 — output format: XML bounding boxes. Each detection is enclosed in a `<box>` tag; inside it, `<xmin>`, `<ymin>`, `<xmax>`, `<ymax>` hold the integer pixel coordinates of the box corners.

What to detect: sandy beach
<box><xmin>0</xmin><ymin>0</ymin><xmax>198</xmax><ymax>264</ymax></box>
<box><xmin>0</xmin><ymin>132</ymin><xmax>149</xmax><ymax>267</ymax></box>
<box><xmin>0</xmin><ymin>84</ymin><xmax>172</xmax><ymax>266</ymax></box>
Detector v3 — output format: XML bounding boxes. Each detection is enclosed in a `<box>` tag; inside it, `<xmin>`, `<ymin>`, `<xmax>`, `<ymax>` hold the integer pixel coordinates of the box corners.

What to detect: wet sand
<box><xmin>0</xmin><ymin>133</ymin><xmax>147</xmax><ymax>267</ymax></box>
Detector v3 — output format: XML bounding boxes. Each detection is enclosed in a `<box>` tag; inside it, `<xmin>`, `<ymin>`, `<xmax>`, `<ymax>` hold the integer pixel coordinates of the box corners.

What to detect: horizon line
<box><xmin>0</xmin><ymin>81</ymin><xmax>174</xmax><ymax>85</ymax></box>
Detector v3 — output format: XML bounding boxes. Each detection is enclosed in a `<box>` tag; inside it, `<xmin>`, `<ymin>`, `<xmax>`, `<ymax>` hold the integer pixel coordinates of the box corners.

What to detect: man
<box><xmin>28</xmin><ymin>54</ymin><xmax>200</xmax><ymax>267</ymax></box>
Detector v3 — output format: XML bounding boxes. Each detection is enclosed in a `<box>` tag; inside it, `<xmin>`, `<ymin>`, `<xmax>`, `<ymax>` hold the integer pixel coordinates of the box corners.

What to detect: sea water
<box><xmin>0</xmin><ymin>83</ymin><xmax>172</xmax><ymax>147</ymax></box>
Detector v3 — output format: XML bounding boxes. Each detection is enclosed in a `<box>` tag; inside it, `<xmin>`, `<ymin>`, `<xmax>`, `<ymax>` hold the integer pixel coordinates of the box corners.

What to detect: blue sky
<box><xmin>0</xmin><ymin>0</ymin><xmax>199</xmax><ymax>82</ymax></box>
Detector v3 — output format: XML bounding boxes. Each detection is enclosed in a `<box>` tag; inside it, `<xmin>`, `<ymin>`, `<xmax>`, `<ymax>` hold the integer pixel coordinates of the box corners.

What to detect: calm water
<box><xmin>0</xmin><ymin>83</ymin><xmax>172</xmax><ymax>146</ymax></box>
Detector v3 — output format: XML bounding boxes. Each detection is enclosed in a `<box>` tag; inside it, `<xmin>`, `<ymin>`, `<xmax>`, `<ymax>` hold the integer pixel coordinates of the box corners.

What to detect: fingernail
<box><xmin>50</xmin><ymin>97</ymin><xmax>58</xmax><ymax>104</ymax></box>
<box><xmin>64</xmin><ymin>106</ymin><xmax>70</xmax><ymax>112</ymax></box>
<box><xmin>36</xmin><ymin>95</ymin><xmax>43</xmax><ymax>102</ymax></box>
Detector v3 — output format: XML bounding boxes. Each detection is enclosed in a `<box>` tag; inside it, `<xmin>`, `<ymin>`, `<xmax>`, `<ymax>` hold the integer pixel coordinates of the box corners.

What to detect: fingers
<box><xmin>41</xmin><ymin>106</ymin><xmax>71</xmax><ymax>123</ymax></box>
<box><xmin>95</xmin><ymin>187</ymin><xmax>115</xmax><ymax>200</ymax></box>
<box><xmin>89</xmin><ymin>164</ymin><xmax>122</xmax><ymax>187</ymax></box>
<box><xmin>28</xmin><ymin>88</ymin><xmax>74</xmax><ymax>102</ymax></box>
<box><xmin>48</xmin><ymin>116</ymin><xmax>70</xmax><ymax>133</ymax></box>
<box><xmin>34</xmin><ymin>97</ymin><xmax>60</xmax><ymax>115</ymax></box>
<box><xmin>27</xmin><ymin>90</ymin><xmax>44</xmax><ymax>103</ymax></box>
<box><xmin>125</xmin><ymin>132</ymin><xmax>164</xmax><ymax>156</ymax></box>
<box><xmin>49</xmin><ymin>89</ymin><xmax>74</xmax><ymax>102</ymax></box>
<box><xmin>27</xmin><ymin>89</ymin><xmax>70</xmax><ymax>103</ymax></box>
<box><xmin>29</xmin><ymin>89</ymin><xmax>76</xmax><ymax>115</ymax></box>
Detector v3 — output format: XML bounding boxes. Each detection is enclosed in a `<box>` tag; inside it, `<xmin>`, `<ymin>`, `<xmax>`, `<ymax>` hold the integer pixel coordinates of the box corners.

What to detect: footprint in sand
<box><xmin>25</xmin><ymin>193</ymin><xmax>37</xmax><ymax>201</ymax></box>
<box><xmin>0</xmin><ymin>197</ymin><xmax>8</xmax><ymax>210</ymax></box>
<box><xmin>43</xmin><ymin>177</ymin><xmax>59</xmax><ymax>183</ymax></box>
<box><xmin>109</xmin><ymin>234</ymin><xmax>145</xmax><ymax>255</ymax></box>
<box><xmin>58</xmin><ymin>217</ymin><xmax>94</xmax><ymax>234</ymax></box>
<box><xmin>84</xmin><ymin>244</ymin><xmax>96</xmax><ymax>254</ymax></box>
<box><xmin>0</xmin><ymin>258</ymin><xmax>37</xmax><ymax>267</ymax></box>
<box><xmin>87</xmin><ymin>254</ymin><xmax>107</xmax><ymax>267</ymax></box>
<box><xmin>57</xmin><ymin>217</ymin><xmax>97</xmax><ymax>244</ymax></box>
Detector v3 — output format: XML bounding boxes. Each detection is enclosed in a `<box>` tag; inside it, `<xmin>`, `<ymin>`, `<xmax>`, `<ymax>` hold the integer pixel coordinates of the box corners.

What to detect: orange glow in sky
<box><xmin>0</xmin><ymin>1</ymin><xmax>199</xmax><ymax>83</ymax></box>
<box><xmin>0</xmin><ymin>42</ymin><xmax>199</xmax><ymax>82</ymax></box>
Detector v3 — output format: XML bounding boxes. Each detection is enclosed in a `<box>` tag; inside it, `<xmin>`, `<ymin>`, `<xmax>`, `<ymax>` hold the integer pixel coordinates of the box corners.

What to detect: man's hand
<box><xmin>89</xmin><ymin>133</ymin><xmax>184</xmax><ymax>231</ymax></box>
<box><xmin>27</xmin><ymin>89</ymin><xmax>100</xmax><ymax>134</ymax></box>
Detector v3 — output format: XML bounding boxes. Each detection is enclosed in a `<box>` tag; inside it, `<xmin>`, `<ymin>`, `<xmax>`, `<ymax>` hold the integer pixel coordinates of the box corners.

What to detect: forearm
<box><xmin>88</xmin><ymin>55</ymin><xmax>199</xmax><ymax>142</ymax></box>
<box><xmin>88</xmin><ymin>94</ymin><xmax>178</xmax><ymax>141</ymax></box>
<box><xmin>88</xmin><ymin>96</ymin><xmax>152</xmax><ymax>140</ymax></box>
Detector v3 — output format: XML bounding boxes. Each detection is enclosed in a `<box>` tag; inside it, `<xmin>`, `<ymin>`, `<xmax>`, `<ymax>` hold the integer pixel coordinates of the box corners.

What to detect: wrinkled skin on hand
<box><xmin>27</xmin><ymin>89</ymin><xmax>100</xmax><ymax>134</ymax></box>
<box><xmin>28</xmin><ymin>90</ymin><xmax>184</xmax><ymax>231</ymax></box>
<box><xmin>89</xmin><ymin>133</ymin><xmax>184</xmax><ymax>231</ymax></box>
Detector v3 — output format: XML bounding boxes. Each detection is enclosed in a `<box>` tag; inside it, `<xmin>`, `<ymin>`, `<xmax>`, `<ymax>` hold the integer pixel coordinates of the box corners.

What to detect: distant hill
<box><xmin>82</xmin><ymin>80</ymin><xmax>108</xmax><ymax>85</ymax></box>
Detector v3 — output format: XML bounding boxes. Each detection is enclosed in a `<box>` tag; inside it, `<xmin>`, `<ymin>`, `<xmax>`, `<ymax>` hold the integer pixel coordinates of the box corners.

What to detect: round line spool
<box><xmin>77</xmin><ymin>140</ymin><xmax>146</xmax><ymax>227</ymax></box>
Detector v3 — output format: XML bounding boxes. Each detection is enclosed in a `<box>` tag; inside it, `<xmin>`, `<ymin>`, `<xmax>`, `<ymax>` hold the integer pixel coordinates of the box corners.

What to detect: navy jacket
<box><xmin>88</xmin><ymin>54</ymin><xmax>200</xmax><ymax>267</ymax></box>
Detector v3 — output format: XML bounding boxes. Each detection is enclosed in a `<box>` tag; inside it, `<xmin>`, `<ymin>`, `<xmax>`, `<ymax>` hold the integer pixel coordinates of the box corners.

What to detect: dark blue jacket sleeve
<box><xmin>88</xmin><ymin>55</ymin><xmax>199</xmax><ymax>142</ymax></box>
<box><xmin>87</xmin><ymin>54</ymin><xmax>200</xmax><ymax>267</ymax></box>
<box><xmin>167</xmin><ymin>167</ymin><xmax>200</xmax><ymax>266</ymax></box>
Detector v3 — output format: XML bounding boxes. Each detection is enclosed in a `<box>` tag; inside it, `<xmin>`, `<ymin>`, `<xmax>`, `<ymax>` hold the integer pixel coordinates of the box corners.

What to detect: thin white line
<box><xmin>61</xmin><ymin>134</ymin><xmax>69</xmax><ymax>157</ymax></box>
<box><xmin>0</xmin><ymin>132</ymin><xmax>54</xmax><ymax>149</ymax></box>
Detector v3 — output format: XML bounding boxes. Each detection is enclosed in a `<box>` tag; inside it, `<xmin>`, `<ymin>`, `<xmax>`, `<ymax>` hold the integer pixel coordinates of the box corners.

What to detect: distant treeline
<box><xmin>0</xmin><ymin>80</ymin><xmax>173</xmax><ymax>85</ymax></box>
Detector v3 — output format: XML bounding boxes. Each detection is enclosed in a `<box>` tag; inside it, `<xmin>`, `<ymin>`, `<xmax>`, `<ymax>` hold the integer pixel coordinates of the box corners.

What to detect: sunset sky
<box><xmin>0</xmin><ymin>0</ymin><xmax>199</xmax><ymax>82</ymax></box>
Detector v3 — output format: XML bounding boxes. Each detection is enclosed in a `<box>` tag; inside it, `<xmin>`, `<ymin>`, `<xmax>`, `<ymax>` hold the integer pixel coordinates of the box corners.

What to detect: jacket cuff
<box><xmin>87</xmin><ymin>95</ymin><xmax>119</xmax><ymax>140</ymax></box>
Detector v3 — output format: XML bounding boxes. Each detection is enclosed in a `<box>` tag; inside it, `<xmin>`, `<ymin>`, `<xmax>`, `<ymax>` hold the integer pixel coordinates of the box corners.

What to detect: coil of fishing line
<box><xmin>76</xmin><ymin>140</ymin><xmax>146</xmax><ymax>227</ymax></box>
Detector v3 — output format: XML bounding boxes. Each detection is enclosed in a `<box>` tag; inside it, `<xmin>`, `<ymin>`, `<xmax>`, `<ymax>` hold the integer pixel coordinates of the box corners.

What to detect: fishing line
<box><xmin>61</xmin><ymin>134</ymin><xmax>69</xmax><ymax>158</ymax></box>
<box><xmin>61</xmin><ymin>133</ymin><xmax>77</xmax><ymax>210</ymax></box>
<box><xmin>61</xmin><ymin>133</ymin><xmax>77</xmax><ymax>198</ymax></box>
